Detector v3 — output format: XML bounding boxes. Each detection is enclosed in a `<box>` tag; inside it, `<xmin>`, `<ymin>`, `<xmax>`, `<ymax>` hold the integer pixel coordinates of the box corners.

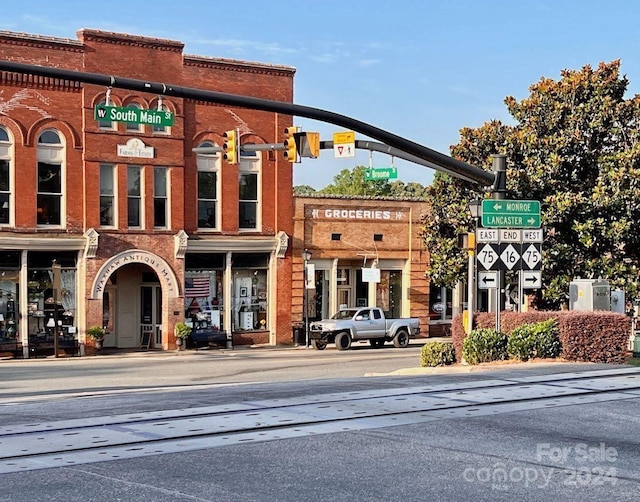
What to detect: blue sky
<box><xmin>2</xmin><ymin>1</ymin><xmax>640</xmax><ymax>189</ymax></box>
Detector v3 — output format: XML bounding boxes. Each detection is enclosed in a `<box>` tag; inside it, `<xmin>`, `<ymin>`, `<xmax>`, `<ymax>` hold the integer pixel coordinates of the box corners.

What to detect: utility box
<box><xmin>610</xmin><ymin>290</ymin><xmax>626</xmax><ymax>314</ymax></box>
<box><xmin>569</xmin><ymin>279</ymin><xmax>611</xmax><ymax>311</ymax></box>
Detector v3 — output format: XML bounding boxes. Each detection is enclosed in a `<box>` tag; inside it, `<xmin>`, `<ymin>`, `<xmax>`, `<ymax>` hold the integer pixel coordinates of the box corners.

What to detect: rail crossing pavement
<box><xmin>2</xmin><ymin>366</ymin><xmax>640</xmax><ymax>474</ymax></box>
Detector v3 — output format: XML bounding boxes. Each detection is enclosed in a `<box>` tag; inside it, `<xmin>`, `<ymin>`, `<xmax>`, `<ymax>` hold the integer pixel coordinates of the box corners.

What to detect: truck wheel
<box><xmin>369</xmin><ymin>339</ymin><xmax>385</xmax><ymax>348</ymax></box>
<box><xmin>393</xmin><ymin>329</ymin><xmax>409</xmax><ymax>348</ymax></box>
<box><xmin>311</xmin><ymin>339</ymin><xmax>327</xmax><ymax>350</ymax></box>
<box><xmin>335</xmin><ymin>332</ymin><xmax>352</xmax><ymax>351</ymax></box>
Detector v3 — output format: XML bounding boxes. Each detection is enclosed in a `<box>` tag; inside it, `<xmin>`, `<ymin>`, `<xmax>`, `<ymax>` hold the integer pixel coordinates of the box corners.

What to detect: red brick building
<box><xmin>0</xmin><ymin>29</ymin><xmax>297</xmax><ymax>355</ymax></box>
<box><xmin>292</xmin><ymin>195</ymin><xmax>439</xmax><ymax>339</ymax></box>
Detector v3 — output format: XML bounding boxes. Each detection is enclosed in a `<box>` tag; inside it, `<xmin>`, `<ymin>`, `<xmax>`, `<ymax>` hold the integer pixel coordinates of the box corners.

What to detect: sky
<box><xmin>2</xmin><ymin>1</ymin><xmax>640</xmax><ymax>189</ymax></box>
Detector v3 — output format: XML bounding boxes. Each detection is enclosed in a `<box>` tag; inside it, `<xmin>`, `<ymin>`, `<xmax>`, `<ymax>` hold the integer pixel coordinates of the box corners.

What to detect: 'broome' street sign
<box><xmin>481</xmin><ymin>199</ymin><xmax>541</xmax><ymax>228</ymax></box>
<box><xmin>94</xmin><ymin>105</ymin><xmax>174</xmax><ymax>127</ymax></box>
<box><xmin>365</xmin><ymin>167</ymin><xmax>398</xmax><ymax>180</ymax></box>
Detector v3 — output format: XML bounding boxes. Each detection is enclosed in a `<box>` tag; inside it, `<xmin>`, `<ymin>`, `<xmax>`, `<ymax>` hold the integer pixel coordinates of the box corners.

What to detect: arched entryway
<box><xmin>90</xmin><ymin>250</ymin><xmax>180</xmax><ymax>350</ymax></box>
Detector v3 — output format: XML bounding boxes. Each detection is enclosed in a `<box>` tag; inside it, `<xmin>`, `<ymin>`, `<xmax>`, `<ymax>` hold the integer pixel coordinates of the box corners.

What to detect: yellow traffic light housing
<box><xmin>223</xmin><ymin>129</ymin><xmax>238</xmax><ymax>164</ymax></box>
<box><xmin>283</xmin><ymin>126</ymin><xmax>298</xmax><ymax>162</ymax></box>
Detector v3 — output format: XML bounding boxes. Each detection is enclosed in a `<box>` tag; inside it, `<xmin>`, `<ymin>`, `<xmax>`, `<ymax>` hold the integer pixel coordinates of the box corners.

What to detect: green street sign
<box><xmin>365</xmin><ymin>167</ymin><xmax>398</xmax><ymax>181</ymax></box>
<box><xmin>94</xmin><ymin>105</ymin><xmax>174</xmax><ymax>127</ymax></box>
<box><xmin>481</xmin><ymin>199</ymin><xmax>541</xmax><ymax>228</ymax></box>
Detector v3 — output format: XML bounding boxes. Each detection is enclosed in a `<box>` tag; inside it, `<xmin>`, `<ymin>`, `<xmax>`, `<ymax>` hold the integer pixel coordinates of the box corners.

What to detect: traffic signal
<box><xmin>223</xmin><ymin>129</ymin><xmax>238</xmax><ymax>164</ymax></box>
<box><xmin>283</xmin><ymin>126</ymin><xmax>298</xmax><ymax>162</ymax></box>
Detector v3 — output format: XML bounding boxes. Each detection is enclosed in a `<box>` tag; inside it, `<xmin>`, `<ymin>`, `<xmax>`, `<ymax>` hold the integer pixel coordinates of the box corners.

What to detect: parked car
<box><xmin>309</xmin><ymin>307</ymin><xmax>420</xmax><ymax>350</ymax></box>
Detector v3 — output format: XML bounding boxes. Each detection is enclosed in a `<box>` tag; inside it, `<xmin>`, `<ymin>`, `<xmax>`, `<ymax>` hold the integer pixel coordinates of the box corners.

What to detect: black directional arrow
<box><xmin>525</xmin><ymin>276</ymin><xmax>537</xmax><ymax>283</ymax></box>
<box><xmin>482</xmin><ymin>276</ymin><xmax>496</xmax><ymax>284</ymax></box>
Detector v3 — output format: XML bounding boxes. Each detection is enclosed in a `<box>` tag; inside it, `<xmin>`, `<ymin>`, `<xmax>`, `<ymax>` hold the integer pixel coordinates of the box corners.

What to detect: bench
<box><xmin>28</xmin><ymin>333</ymin><xmax>80</xmax><ymax>358</ymax></box>
<box><xmin>188</xmin><ymin>328</ymin><xmax>230</xmax><ymax>349</ymax></box>
<box><xmin>0</xmin><ymin>337</ymin><xmax>23</xmax><ymax>358</ymax></box>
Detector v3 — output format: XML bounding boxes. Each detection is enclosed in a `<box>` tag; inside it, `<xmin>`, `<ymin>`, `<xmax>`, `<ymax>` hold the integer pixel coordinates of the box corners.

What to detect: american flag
<box><xmin>185</xmin><ymin>277</ymin><xmax>210</xmax><ymax>297</ymax></box>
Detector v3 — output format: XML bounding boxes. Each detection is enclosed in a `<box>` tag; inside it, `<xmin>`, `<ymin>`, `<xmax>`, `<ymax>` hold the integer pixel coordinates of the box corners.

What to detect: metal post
<box><xmin>466</xmin><ymin>233</ymin><xmax>475</xmax><ymax>335</ymax></box>
<box><xmin>302</xmin><ymin>249</ymin><xmax>312</xmax><ymax>348</ymax></box>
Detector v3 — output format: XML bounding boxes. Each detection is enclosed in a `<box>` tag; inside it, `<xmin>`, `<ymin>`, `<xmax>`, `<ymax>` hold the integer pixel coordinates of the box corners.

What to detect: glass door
<box><xmin>140</xmin><ymin>285</ymin><xmax>162</xmax><ymax>348</ymax></box>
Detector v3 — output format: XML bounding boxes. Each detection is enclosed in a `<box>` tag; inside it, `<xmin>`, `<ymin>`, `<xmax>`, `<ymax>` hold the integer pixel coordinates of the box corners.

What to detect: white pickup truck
<box><xmin>308</xmin><ymin>307</ymin><xmax>420</xmax><ymax>351</ymax></box>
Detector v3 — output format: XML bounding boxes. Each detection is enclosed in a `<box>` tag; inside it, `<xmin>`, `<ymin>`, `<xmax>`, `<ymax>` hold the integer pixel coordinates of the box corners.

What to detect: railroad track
<box><xmin>2</xmin><ymin>367</ymin><xmax>640</xmax><ymax>474</ymax></box>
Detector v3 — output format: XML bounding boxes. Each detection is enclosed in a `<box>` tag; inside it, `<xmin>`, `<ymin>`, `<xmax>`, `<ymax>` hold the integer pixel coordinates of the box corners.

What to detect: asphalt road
<box><xmin>1</xmin><ymin>344</ymin><xmax>640</xmax><ymax>501</ymax></box>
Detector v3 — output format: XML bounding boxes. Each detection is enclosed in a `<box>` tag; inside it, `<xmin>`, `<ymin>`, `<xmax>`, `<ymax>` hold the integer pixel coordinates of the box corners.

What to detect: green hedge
<box><xmin>452</xmin><ymin>310</ymin><xmax>631</xmax><ymax>364</ymax></box>
<box><xmin>507</xmin><ymin>319</ymin><xmax>561</xmax><ymax>361</ymax></box>
<box><xmin>420</xmin><ymin>341</ymin><xmax>456</xmax><ymax>367</ymax></box>
<box><xmin>462</xmin><ymin>328</ymin><xmax>508</xmax><ymax>365</ymax></box>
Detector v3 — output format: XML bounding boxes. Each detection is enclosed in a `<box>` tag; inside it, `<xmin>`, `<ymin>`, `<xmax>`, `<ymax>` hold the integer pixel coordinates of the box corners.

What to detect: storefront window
<box><xmin>377</xmin><ymin>270</ymin><xmax>402</xmax><ymax>318</ymax></box>
<box><xmin>232</xmin><ymin>253</ymin><xmax>268</xmax><ymax>331</ymax></box>
<box><xmin>0</xmin><ymin>251</ymin><xmax>20</xmax><ymax>339</ymax></box>
<box><xmin>184</xmin><ymin>253</ymin><xmax>225</xmax><ymax>332</ymax></box>
<box><xmin>27</xmin><ymin>252</ymin><xmax>77</xmax><ymax>337</ymax></box>
<box><xmin>429</xmin><ymin>284</ymin><xmax>453</xmax><ymax>321</ymax></box>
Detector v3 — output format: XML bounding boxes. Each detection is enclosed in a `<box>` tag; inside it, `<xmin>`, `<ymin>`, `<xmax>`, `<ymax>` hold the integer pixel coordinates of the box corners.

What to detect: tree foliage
<box><xmin>421</xmin><ymin>60</ymin><xmax>640</xmax><ymax>307</ymax></box>
<box><xmin>294</xmin><ymin>166</ymin><xmax>428</xmax><ymax>199</ymax></box>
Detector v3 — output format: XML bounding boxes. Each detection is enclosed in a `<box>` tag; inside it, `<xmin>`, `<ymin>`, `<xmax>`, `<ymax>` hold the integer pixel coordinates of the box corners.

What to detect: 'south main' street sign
<box><xmin>94</xmin><ymin>105</ymin><xmax>174</xmax><ymax>127</ymax></box>
<box><xmin>481</xmin><ymin>199</ymin><xmax>541</xmax><ymax>228</ymax></box>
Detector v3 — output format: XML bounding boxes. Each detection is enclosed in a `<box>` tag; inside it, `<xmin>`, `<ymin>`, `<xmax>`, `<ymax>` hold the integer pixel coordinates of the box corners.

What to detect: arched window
<box><xmin>0</xmin><ymin>126</ymin><xmax>12</xmax><ymax>225</ymax></box>
<box><xmin>125</xmin><ymin>102</ymin><xmax>143</xmax><ymax>132</ymax></box>
<box><xmin>97</xmin><ymin>101</ymin><xmax>115</xmax><ymax>130</ymax></box>
<box><xmin>152</xmin><ymin>102</ymin><xmax>171</xmax><ymax>135</ymax></box>
<box><xmin>197</xmin><ymin>141</ymin><xmax>220</xmax><ymax>230</ymax></box>
<box><xmin>37</xmin><ymin>129</ymin><xmax>64</xmax><ymax>226</ymax></box>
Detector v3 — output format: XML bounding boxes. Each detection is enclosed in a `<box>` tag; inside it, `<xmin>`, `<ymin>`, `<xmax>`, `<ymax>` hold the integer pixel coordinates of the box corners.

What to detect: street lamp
<box><xmin>302</xmin><ymin>248</ymin><xmax>312</xmax><ymax>348</ymax></box>
<box><xmin>466</xmin><ymin>198</ymin><xmax>482</xmax><ymax>335</ymax></box>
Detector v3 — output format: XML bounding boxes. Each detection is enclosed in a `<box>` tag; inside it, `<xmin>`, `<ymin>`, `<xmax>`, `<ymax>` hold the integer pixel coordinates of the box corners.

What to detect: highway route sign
<box><xmin>477</xmin><ymin>244</ymin><xmax>500</xmax><ymax>270</ymax></box>
<box><xmin>521</xmin><ymin>270</ymin><xmax>542</xmax><ymax>289</ymax></box>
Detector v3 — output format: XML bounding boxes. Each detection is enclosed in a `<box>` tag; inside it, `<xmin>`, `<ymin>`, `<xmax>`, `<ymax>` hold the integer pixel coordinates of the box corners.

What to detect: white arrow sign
<box><xmin>478</xmin><ymin>271</ymin><xmax>498</xmax><ymax>289</ymax></box>
<box><xmin>522</xmin><ymin>270</ymin><xmax>542</xmax><ymax>289</ymax></box>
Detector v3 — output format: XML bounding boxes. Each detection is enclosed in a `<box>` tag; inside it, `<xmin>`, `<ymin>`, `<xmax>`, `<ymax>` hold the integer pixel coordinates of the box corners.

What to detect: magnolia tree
<box><xmin>421</xmin><ymin>60</ymin><xmax>640</xmax><ymax>308</ymax></box>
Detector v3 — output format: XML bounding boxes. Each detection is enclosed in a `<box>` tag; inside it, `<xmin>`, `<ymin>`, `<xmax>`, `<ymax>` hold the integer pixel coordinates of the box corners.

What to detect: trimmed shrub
<box><xmin>507</xmin><ymin>318</ymin><xmax>561</xmax><ymax>361</ymax></box>
<box><xmin>452</xmin><ymin>310</ymin><xmax>630</xmax><ymax>364</ymax></box>
<box><xmin>462</xmin><ymin>328</ymin><xmax>508</xmax><ymax>365</ymax></box>
<box><xmin>420</xmin><ymin>341</ymin><xmax>456</xmax><ymax>367</ymax></box>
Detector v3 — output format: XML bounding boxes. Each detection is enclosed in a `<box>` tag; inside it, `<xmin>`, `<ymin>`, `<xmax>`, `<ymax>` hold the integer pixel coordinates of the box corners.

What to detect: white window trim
<box><xmin>196</xmin><ymin>150</ymin><xmax>221</xmax><ymax>231</ymax></box>
<box><xmin>127</xmin><ymin>165</ymin><xmax>144</xmax><ymax>229</ymax></box>
<box><xmin>36</xmin><ymin>131</ymin><xmax>65</xmax><ymax>229</ymax></box>
<box><xmin>0</xmin><ymin>129</ymin><xmax>14</xmax><ymax>227</ymax></box>
<box><xmin>99</xmin><ymin>163</ymin><xmax>117</xmax><ymax>229</ymax></box>
<box><xmin>154</xmin><ymin>166</ymin><xmax>169</xmax><ymax>229</ymax></box>
<box><xmin>238</xmin><ymin>154</ymin><xmax>261</xmax><ymax>232</ymax></box>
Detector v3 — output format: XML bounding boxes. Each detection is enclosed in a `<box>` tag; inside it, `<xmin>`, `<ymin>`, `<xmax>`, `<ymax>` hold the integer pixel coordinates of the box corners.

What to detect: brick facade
<box><xmin>0</xmin><ymin>29</ymin><xmax>297</xmax><ymax>354</ymax></box>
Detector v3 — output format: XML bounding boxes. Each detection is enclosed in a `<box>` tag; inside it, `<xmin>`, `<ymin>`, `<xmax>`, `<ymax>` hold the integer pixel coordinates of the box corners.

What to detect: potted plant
<box><xmin>87</xmin><ymin>325</ymin><xmax>105</xmax><ymax>351</ymax></box>
<box><xmin>174</xmin><ymin>322</ymin><xmax>192</xmax><ymax>349</ymax></box>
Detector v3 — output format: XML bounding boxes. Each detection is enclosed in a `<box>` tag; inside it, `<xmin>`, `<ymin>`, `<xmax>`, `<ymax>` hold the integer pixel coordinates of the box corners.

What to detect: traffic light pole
<box><xmin>0</xmin><ymin>60</ymin><xmax>496</xmax><ymax>189</ymax></box>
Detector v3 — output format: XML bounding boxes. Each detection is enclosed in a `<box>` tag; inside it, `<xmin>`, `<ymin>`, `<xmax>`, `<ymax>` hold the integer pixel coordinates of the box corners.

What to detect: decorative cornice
<box><xmin>78</xmin><ymin>29</ymin><xmax>184</xmax><ymax>53</ymax></box>
<box><xmin>0</xmin><ymin>235</ymin><xmax>86</xmax><ymax>251</ymax></box>
<box><xmin>0</xmin><ymin>30</ymin><xmax>83</xmax><ymax>53</ymax></box>
<box><xmin>187</xmin><ymin>236</ymin><xmax>277</xmax><ymax>253</ymax></box>
<box><xmin>184</xmin><ymin>55</ymin><xmax>296</xmax><ymax>77</ymax></box>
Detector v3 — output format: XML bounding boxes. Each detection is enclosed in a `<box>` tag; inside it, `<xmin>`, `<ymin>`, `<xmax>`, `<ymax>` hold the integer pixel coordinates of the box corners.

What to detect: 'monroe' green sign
<box><xmin>94</xmin><ymin>105</ymin><xmax>174</xmax><ymax>127</ymax></box>
<box><xmin>481</xmin><ymin>199</ymin><xmax>541</xmax><ymax>228</ymax></box>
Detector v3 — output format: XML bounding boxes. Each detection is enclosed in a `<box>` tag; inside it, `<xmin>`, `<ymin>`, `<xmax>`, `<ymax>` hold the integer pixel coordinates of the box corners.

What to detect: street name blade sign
<box><xmin>482</xmin><ymin>200</ymin><xmax>541</xmax><ymax>228</ymax></box>
<box><xmin>95</xmin><ymin>105</ymin><xmax>174</xmax><ymax>126</ymax></box>
<box><xmin>333</xmin><ymin>131</ymin><xmax>356</xmax><ymax>158</ymax></box>
<box><xmin>365</xmin><ymin>167</ymin><xmax>398</xmax><ymax>180</ymax></box>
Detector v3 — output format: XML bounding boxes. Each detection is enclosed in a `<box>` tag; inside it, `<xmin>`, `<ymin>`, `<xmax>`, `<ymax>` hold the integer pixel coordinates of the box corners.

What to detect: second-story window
<box><xmin>197</xmin><ymin>141</ymin><xmax>220</xmax><ymax>230</ymax></box>
<box><xmin>0</xmin><ymin>127</ymin><xmax>12</xmax><ymax>225</ymax></box>
<box><xmin>100</xmin><ymin>164</ymin><xmax>115</xmax><ymax>227</ymax></box>
<box><xmin>37</xmin><ymin>130</ymin><xmax>64</xmax><ymax>226</ymax></box>
<box><xmin>238</xmin><ymin>150</ymin><xmax>260</xmax><ymax>231</ymax></box>
<box><xmin>127</xmin><ymin>166</ymin><xmax>142</xmax><ymax>228</ymax></box>
<box><xmin>125</xmin><ymin>102</ymin><xmax>142</xmax><ymax>133</ymax></box>
<box><xmin>154</xmin><ymin>167</ymin><xmax>167</xmax><ymax>228</ymax></box>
